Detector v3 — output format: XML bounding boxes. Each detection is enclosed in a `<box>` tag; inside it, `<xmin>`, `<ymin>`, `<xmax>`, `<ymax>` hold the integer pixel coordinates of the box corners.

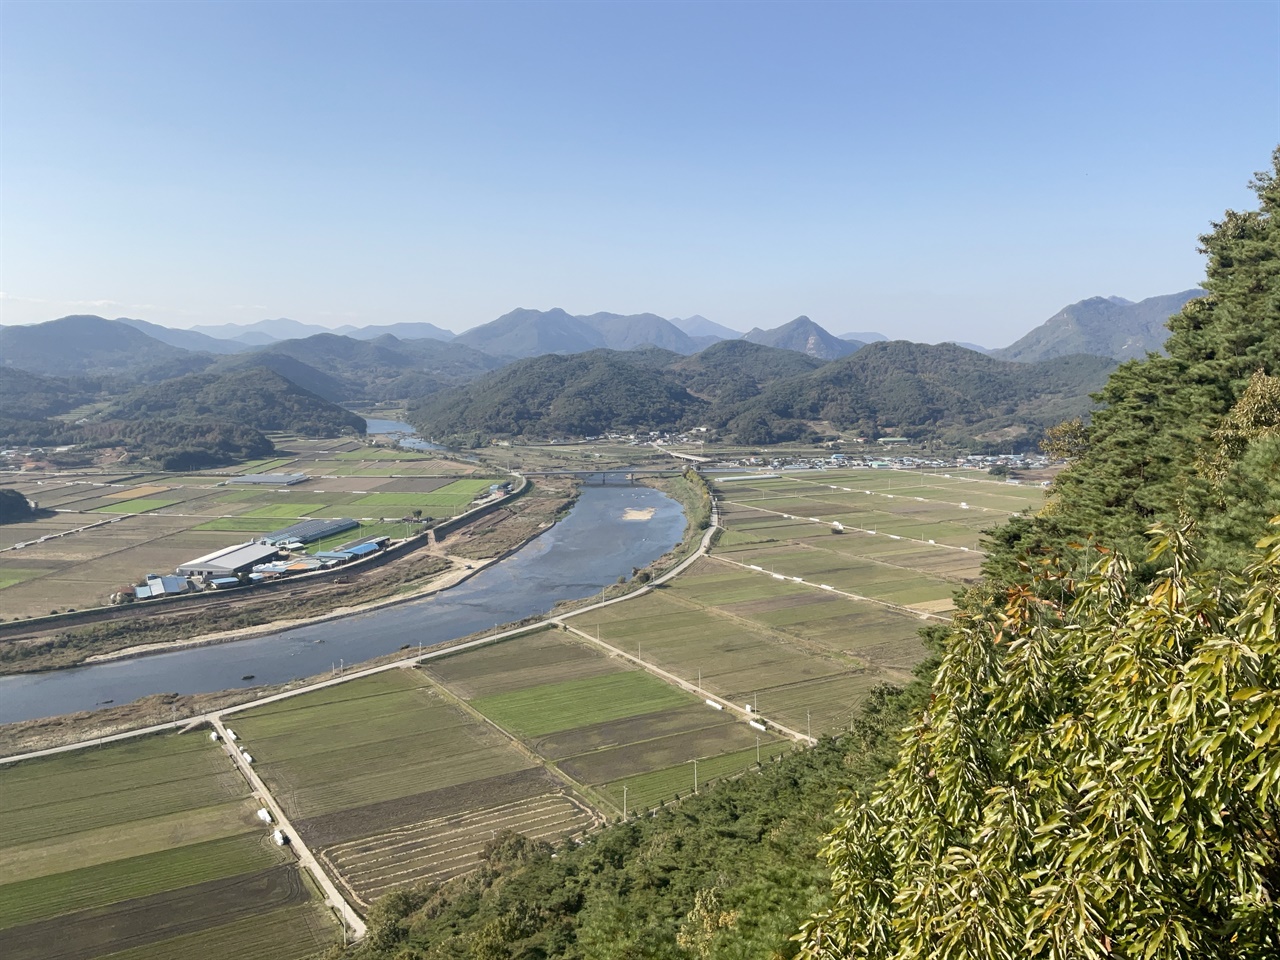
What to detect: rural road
<box><xmin>0</xmin><ymin>488</ymin><xmax>813</xmax><ymax>940</ymax></box>
<box><xmin>210</xmin><ymin>716</ymin><xmax>367</xmax><ymax>941</ymax></box>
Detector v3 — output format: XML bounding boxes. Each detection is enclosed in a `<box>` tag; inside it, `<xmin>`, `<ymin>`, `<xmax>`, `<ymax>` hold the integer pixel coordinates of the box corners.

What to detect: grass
<box><xmin>239</xmin><ymin>504</ymin><xmax>327</xmax><ymax>519</ymax></box>
<box><xmin>1</xmin><ymin>733</ymin><xmax>241</xmax><ymax>850</ymax></box>
<box><xmin>0</xmin><ymin>569</ymin><xmax>42</xmax><ymax>590</ymax></box>
<box><xmin>472</xmin><ymin>670</ymin><xmax>695</xmax><ymax>738</ymax></box>
<box><xmin>194</xmin><ymin>518</ymin><xmax>274</xmax><ymax>532</ymax></box>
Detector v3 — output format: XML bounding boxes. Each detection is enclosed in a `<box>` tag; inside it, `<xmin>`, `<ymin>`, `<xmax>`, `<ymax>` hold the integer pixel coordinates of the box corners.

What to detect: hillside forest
<box><xmin>337</xmin><ymin>151</ymin><xmax>1280</xmax><ymax>960</ymax></box>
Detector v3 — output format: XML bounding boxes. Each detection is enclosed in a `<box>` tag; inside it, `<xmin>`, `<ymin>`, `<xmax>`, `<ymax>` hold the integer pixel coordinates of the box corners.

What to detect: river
<box><xmin>0</xmin><ymin>484</ymin><xmax>686</xmax><ymax>724</ymax></box>
<box><xmin>362</xmin><ymin>416</ymin><xmax>446</xmax><ymax>452</ymax></box>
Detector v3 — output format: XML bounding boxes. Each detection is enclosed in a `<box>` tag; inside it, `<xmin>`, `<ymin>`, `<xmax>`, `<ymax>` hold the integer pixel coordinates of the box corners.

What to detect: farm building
<box><xmin>134</xmin><ymin>573</ymin><xmax>194</xmax><ymax>599</ymax></box>
<box><xmin>177</xmin><ymin>542</ymin><xmax>281</xmax><ymax>578</ymax></box>
<box><xmin>262</xmin><ymin>517</ymin><xmax>358</xmax><ymax>546</ymax></box>
<box><xmin>228</xmin><ymin>472</ymin><xmax>309</xmax><ymax>486</ymax></box>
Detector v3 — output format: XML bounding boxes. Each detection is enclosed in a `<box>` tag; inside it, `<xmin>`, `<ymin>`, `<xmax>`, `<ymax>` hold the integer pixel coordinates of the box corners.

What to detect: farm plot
<box><xmin>424</xmin><ymin>626</ymin><xmax>622</xmax><ymax>699</ymax></box>
<box><xmin>0</xmin><ymin>461</ymin><xmax>498</xmax><ymax>617</ymax></box>
<box><xmin>229</xmin><ymin>670</ymin><xmax>536</xmax><ymax>818</ymax></box>
<box><xmin>466</xmin><ymin>658</ymin><xmax>787</xmax><ymax>815</ymax></box>
<box><xmin>324</xmin><ymin>794</ymin><xmax>594</xmax><ymax>901</ymax></box>
<box><xmin>229</xmin><ymin>670</ymin><xmax>585</xmax><ymax>902</ymax></box>
<box><xmin>0</xmin><ymin>732</ymin><xmax>334</xmax><ymax>960</ymax></box>
<box><xmin>350</xmin><ymin>479</ymin><xmax>496</xmax><ymax>513</ymax></box>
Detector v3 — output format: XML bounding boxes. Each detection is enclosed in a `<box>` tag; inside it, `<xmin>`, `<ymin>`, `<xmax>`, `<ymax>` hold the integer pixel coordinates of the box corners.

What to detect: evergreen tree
<box><xmin>993</xmin><ymin>149</ymin><xmax>1280</xmax><ymax>577</ymax></box>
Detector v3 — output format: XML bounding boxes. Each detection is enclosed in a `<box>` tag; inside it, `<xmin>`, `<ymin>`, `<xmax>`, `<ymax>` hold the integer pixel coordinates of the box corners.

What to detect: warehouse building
<box><xmin>177</xmin><ymin>542</ymin><xmax>281</xmax><ymax>578</ymax></box>
<box><xmin>262</xmin><ymin>517</ymin><xmax>358</xmax><ymax>547</ymax></box>
<box><xmin>228</xmin><ymin>473</ymin><xmax>309</xmax><ymax>486</ymax></box>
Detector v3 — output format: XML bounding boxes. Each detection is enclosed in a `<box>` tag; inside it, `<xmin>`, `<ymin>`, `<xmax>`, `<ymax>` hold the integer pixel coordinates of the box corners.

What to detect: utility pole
<box><xmin>756</xmin><ymin>736</ymin><xmax>760</xmax><ymax>766</ymax></box>
<box><xmin>623</xmin><ymin>785</ymin><xmax>628</xmax><ymax>819</ymax></box>
<box><xmin>807</xmin><ymin>710</ymin><xmax>812</xmax><ymax>740</ymax></box>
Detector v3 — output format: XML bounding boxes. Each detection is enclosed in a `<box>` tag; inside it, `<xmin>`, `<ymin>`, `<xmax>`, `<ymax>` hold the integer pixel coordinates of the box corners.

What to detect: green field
<box><xmin>229</xmin><ymin>670</ymin><xmax>536</xmax><ymax>818</ymax></box>
<box><xmin>0</xmin><ymin>732</ymin><xmax>335</xmax><ymax>960</ymax></box>
<box><xmin>597</xmin><ymin>742</ymin><xmax>794</xmax><ymax>812</ymax></box>
<box><xmin>239</xmin><ymin>503</ymin><xmax>328</xmax><ymax>519</ymax></box>
<box><xmin>472</xmin><ymin>670</ymin><xmax>695</xmax><ymax>737</ymax></box>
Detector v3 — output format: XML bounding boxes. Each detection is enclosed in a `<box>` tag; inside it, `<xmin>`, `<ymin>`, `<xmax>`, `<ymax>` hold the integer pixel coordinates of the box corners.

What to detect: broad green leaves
<box><xmin>798</xmin><ymin>522</ymin><xmax>1280</xmax><ymax>960</ymax></box>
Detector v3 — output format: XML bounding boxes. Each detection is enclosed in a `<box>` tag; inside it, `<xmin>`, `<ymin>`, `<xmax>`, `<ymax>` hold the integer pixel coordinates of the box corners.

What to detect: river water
<box><xmin>362</xmin><ymin>416</ymin><xmax>446</xmax><ymax>452</ymax></box>
<box><xmin>0</xmin><ymin>485</ymin><xmax>685</xmax><ymax>724</ymax></box>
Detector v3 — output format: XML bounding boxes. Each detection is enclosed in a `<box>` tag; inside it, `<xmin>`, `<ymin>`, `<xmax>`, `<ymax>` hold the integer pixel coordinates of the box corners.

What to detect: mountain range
<box><xmin>0</xmin><ymin>289</ymin><xmax>1201</xmax><ymax>370</ymax></box>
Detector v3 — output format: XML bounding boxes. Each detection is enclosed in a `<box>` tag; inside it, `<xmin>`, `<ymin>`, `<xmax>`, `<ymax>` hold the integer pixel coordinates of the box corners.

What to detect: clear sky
<box><xmin>2</xmin><ymin>0</ymin><xmax>1276</xmax><ymax>346</ymax></box>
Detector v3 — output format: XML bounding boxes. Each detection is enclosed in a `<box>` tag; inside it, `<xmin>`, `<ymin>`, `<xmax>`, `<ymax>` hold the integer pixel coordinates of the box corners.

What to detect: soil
<box><xmin>294</xmin><ymin>767</ymin><xmax>563</xmax><ymax>848</ymax></box>
<box><xmin>0</xmin><ymin>864</ymin><xmax>305</xmax><ymax>960</ymax></box>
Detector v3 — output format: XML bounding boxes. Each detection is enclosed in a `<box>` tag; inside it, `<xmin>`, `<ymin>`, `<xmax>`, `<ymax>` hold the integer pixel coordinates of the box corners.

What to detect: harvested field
<box><xmin>0</xmin><ymin>864</ymin><xmax>307</xmax><ymax>960</ymax></box>
<box><xmin>324</xmin><ymin>794</ymin><xmax>595</xmax><ymax>903</ymax></box>
<box><xmin>92</xmin><ymin>904</ymin><xmax>334</xmax><ymax>960</ymax></box>
<box><xmin>0</xmin><ymin>454</ymin><xmax>500</xmax><ymax>618</ymax></box>
<box><xmin>0</xmin><ymin>731</ymin><xmax>335</xmax><ymax>959</ymax></box>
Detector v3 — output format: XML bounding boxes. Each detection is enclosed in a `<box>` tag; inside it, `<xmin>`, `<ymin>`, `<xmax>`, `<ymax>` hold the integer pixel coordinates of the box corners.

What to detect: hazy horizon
<box><xmin>2</xmin><ymin>1</ymin><xmax>1273</xmax><ymax>344</ymax></box>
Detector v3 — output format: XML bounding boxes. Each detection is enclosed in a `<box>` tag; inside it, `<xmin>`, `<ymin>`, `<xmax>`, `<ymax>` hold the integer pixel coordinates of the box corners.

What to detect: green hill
<box><xmin>727</xmin><ymin>341</ymin><xmax>1115</xmax><ymax>446</ymax></box>
<box><xmin>103</xmin><ymin>367</ymin><xmax>366</xmax><ymax>438</ymax></box>
<box><xmin>409</xmin><ymin>349</ymin><xmax>707</xmax><ymax>440</ymax></box>
<box><xmin>214</xmin><ymin>332</ymin><xmax>503</xmax><ymax>401</ymax></box>
<box><xmin>669</xmin><ymin>339</ymin><xmax>826</xmax><ymax>404</ymax></box>
<box><xmin>0</xmin><ymin>315</ymin><xmax>209</xmax><ymax>377</ymax></box>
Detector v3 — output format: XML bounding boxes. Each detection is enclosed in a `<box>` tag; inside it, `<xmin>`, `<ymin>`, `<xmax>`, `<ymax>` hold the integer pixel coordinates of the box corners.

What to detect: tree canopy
<box><xmin>798</xmin><ymin>147</ymin><xmax>1280</xmax><ymax>960</ymax></box>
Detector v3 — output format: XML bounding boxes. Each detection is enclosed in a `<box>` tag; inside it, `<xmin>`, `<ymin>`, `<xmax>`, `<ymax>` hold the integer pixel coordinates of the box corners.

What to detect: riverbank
<box><xmin>0</xmin><ymin>476</ymin><xmax>572</xmax><ymax>676</ymax></box>
<box><xmin>81</xmin><ymin>555</ymin><xmax>498</xmax><ymax>664</ymax></box>
<box><xmin>0</xmin><ymin>483</ymin><xmax>685</xmax><ymax>750</ymax></box>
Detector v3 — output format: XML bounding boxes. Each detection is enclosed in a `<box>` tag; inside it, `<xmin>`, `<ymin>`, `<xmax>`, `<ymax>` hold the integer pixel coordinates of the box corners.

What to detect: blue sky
<box><xmin>2</xmin><ymin>0</ymin><xmax>1276</xmax><ymax>345</ymax></box>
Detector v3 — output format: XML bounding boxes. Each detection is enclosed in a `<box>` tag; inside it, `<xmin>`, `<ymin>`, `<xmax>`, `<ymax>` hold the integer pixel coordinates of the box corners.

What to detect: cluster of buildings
<box><xmin>116</xmin><ymin>516</ymin><xmax>391</xmax><ymax>603</ymax></box>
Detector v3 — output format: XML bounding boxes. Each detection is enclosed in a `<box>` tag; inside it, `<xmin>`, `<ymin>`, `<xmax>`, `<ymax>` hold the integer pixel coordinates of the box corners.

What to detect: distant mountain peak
<box><xmin>993</xmin><ymin>289</ymin><xmax>1204</xmax><ymax>363</ymax></box>
<box><xmin>743</xmin><ymin>316</ymin><xmax>861</xmax><ymax>360</ymax></box>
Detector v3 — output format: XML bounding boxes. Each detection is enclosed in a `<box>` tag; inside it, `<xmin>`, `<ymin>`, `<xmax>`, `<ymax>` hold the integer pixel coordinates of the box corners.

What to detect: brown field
<box><xmin>295</xmin><ymin>767</ymin><xmax>567</xmax><ymax>848</ymax></box>
<box><xmin>324</xmin><ymin>794</ymin><xmax>594</xmax><ymax>903</ymax></box>
<box><xmin>0</xmin><ymin>865</ymin><xmax>308</xmax><ymax>960</ymax></box>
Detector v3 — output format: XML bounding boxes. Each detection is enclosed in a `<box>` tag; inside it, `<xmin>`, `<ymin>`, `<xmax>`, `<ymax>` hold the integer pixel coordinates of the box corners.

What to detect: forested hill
<box><xmin>409</xmin><ymin>340</ymin><xmax>1114</xmax><ymax>446</ymax></box>
<box><xmin>0</xmin><ymin>315</ymin><xmax>210</xmax><ymax>377</ymax></box>
<box><xmin>211</xmin><ymin>332</ymin><xmax>502</xmax><ymax>401</ymax></box>
<box><xmin>796</xmin><ymin>151</ymin><xmax>1280</xmax><ymax>960</ymax></box>
<box><xmin>720</xmin><ymin>342</ymin><xmax>1115</xmax><ymax>444</ymax></box>
<box><xmin>409</xmin><ymin>350</ymin><xmax>708</xmax><ymax>441</ymax></box>
<box><xmin>363</xmin><ymin>149</ymin><xmax>1280</xmax><ymax>960</ymax></box>
<box><xmin>103</xmin><ymin>367</ymin><xmax>367</xmax><ymax>437</ymax></box>
<box><xmin>668</xmin><ymin>339</ymin><xmax>826</xmax><ymax>403</ymax></box>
